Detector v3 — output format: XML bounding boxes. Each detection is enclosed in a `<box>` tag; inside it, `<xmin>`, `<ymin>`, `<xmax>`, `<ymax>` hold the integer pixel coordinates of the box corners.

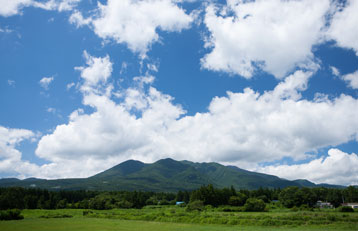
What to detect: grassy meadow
<box><xmin>1</xmin><ymin>206</ymin><xmax>358</xmax><ymax>231</ymax></box>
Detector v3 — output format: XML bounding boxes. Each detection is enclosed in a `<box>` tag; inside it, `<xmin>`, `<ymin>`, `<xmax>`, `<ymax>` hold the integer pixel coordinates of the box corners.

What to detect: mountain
<box><xmin>0</xmin><ymin>158</ymin><xmax>344</xmax><ymax>192</ymax></box>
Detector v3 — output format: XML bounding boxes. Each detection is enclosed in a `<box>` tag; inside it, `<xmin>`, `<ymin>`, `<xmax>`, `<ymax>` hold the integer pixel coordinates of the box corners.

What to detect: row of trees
<box><xmin>0</xmin><ymin>185</ymin><xmax>357</xmax><ymax>210</ymax></box>
<box><xmin>0</xmin><ymin>187</ymin><xmax>176</xmax><ymax>210</ymax></box>
<box><xmin>189</xmin><ymin>185</ymin><xmax>358</xmax><ymax>208</ymax></box>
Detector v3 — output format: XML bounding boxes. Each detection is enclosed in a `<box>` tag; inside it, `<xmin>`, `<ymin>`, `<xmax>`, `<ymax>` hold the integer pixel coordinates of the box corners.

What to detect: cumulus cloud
<box><xmin>327</xmin><ymin>0</ymin><xmax>358</xmax><ymax>55</ymax></box>
<box><xmin>330</xmin><ymin>66</ymin><xmax>340</xmax><ymax>76</ymax></box>
<box><xmin>69</xmin><ymin>10</ymin><xmax>91</xmax><ymax>27</ymax></box>
<box><xmin>70</xmin><ymin>0</ymin><xmax>193</xmax><ymax>55</ymax></box>
<box><xmin>342</xmin><ymin>71</ymin><xmax>358</xmax><ymax>89</ymax></box>
<box><xmin>201</xmin><ymin>0</ymin><xmax>329</xmax><ymax>78</ymax></box>
<box><xmin>75</xmin><ymin>51</ymin><xmax>113</xmax><ymax>92</ymax></box>
<box><xmin>39</xmin><ymin>76</ymin><xmax>54</xmax><ymax>90</ymax></box>
<box><xmin>0</xmin><ymin>125</ymin><xmax>117</xmax><ymax>179</ymax></box>
<box><xmin>329</xmin><ymin>66</ymin><xmax>358</xmax><ymax>89</ymax></box>
<box><xmin>0</xmin><ymin>126</ymin><xmax>38</xmax><ymax>177</ymax></box>
<box><xmin>258</xmin><ymin>149</ymin><xmax>358</xmax><ymax>186</ymax></box>
<box><xmin>30</xmin><ymin>53</ymin><xmax>358</xmax><ymax>180</ymax></box>
<box><xmin>0</xmin><ymin>0</ymin><xmax>32</xmax><ymax>17</ymax></box>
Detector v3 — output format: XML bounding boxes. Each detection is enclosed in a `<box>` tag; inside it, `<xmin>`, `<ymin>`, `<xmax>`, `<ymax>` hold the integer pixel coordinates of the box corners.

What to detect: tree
<box><xmin>228</xmin><ymin>192</ymin><xmax>247</xmax><ymax>206</ymax></box>
<box><xmin>244</xmin><ymin>198</ymin><xmax>266</xmax><ymax>212</ymax></box>
<box><xmin>56</xmin><ymin>199</ymin><xmax>68</xmax><ymax>209</ymax></box>
<box><xmin>279</xmin><ymin>187</ymin><xmax>317</xmax><ymax>208</ymax></box>
<box><xmin>186</xmin><ymin>200</ymin><xmax>204</xmax><ymax>212</ymax></box>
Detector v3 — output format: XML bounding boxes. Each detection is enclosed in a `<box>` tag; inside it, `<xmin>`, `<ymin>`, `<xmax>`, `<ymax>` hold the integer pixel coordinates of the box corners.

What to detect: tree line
<box><xmin>0</xmin><ymin>185</ymin><xmax>357</xmax><ymax>210</ymax></box>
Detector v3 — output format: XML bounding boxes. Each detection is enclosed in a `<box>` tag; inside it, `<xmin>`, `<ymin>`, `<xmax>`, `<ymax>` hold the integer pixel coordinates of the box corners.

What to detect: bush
<box><xmin>39</xmin><ymin>213</ymin><xmax>73</xmax><ymax>219</ymax></box>
<box><xmin>83</xmin><ymin>210</ymin><xmax>93</xmax><ymax>216</ymax></box>
<box><xmin>0</xmin><ymin>209</ymin><xmax>24</xmax><ymax>220</ymax></box>
<box><xmin>116</xmin><ymin>200</ymin><xmax>133</xmax><ymax>209</ymax></box>
<box><xmin>340</xmin><ymin>206</ymin><xmax>354</xmax><ymax>212</ymax></box>
<box><xmin>244</xmin><ymin>198</ymin><xmax>266</xmax><ymax>212</ymax></box>
<box><xmin>186</xmin><ymin>200</ymin><xmax>204</xmax><ymax>212</ymax></box>
<box><xmin>228</xmin><ymin>193</ymin><xmax>247</xmax><ymax>206</ymax></box>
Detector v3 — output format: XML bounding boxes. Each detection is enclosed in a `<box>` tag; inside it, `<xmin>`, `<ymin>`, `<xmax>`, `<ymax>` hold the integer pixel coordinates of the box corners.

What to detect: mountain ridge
<box><xmin>0</xmin><ymin>158</ymin><xmax>344</xmax><ymax>191</ymax></box>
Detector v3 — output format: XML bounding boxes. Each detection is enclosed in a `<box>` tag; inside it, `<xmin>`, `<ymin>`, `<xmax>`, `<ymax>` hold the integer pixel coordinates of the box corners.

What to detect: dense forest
<box><xmin>0</xmin><ymin>185</ymin><xmax>357</xmax><ymax>211</ymax></box>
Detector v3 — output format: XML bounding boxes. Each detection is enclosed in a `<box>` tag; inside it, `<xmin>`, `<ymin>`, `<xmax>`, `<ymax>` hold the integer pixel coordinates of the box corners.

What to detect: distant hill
<box><xmin>0</xmin><ymin>158</ymin><xmax>344</xmax><ymax>192</ymax></box>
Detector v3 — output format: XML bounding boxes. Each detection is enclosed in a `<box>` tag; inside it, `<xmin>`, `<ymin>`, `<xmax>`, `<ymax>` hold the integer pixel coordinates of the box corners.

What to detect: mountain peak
<box><xmin>0</xmin><ymin>158</ymin><xmax>345</xmax><ymax>191</ymax></box>
<box><xmin>91</xmin><ymin>159</ymin><xmax>145</xmax><ymax>178</ymax></box>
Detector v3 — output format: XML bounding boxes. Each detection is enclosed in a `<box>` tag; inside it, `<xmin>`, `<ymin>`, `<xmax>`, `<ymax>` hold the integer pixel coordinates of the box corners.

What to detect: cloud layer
<box><xmin>259</xmin><ymin>149</ymin><xmax>358</xmax><ymax>186</ymax></box>
<box><xmin>1</xmin><ymin>0</ymin><xmax>358</xmax><ymax>186</ymax></box>
<box><xmin>28</xmin><ymin>52</ymin><xmax>358</xmax><ymax>183</ymax></box>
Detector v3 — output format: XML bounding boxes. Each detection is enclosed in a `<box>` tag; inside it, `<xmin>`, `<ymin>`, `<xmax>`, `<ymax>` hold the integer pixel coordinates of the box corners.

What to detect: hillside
<box><xmin>0</xmin><ymin>158</ymin><xmax>344</xmax><ymax>192</ymax></box>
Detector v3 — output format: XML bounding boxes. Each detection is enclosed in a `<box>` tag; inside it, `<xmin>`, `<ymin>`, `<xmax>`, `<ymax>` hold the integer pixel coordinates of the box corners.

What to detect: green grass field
<box><xmin>0</xmin><ymin>207</ymin><xmax>357</xmax><ymax>231</ymax></box>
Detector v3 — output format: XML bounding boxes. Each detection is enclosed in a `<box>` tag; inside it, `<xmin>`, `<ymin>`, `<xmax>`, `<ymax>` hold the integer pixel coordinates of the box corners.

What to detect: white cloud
<box><xmin>0</xmin><ymin>125</ymin><xmax>110</xmax><ymax>179</ymax></box>
<box><xmin>74</xmin><ymin>51</ymin><xmax>113</xmax><ymax>93</ymax></box>
<box><xmin>0</xmin><ymin>27</ymin><xmax>13</xmax><ymax>33</ymax></box>
<box><xmin>47</xmin><ymin>107</ymin><xmax>56</xmax><ymax>113</ymax></box>
<box><xmin>31</xmin><ymin>53</ymin><xmax>358</xmax><ymax>182</ymax></box>
<box><xmin>70</xmin><ymin>0</ymin><xmax>193</xmax><ymax>55</ymax></box>
<box><xmin>39</xmin><ymin>76</ymin><xmax>54</xmax><ymax>90</ymax></box>
<box><xmin>32</xmin><ymin>0</ymin><xmax>80</xmax><ymax>12</ymax></box>
<box><xmin>327</xmin><ymin>0</ymin><xmax>358</xmax><ymax>55</ymax></box>
<box><xmin>258</xmin><ymin>149</ymin><xmax>358</xmax><ymax>186</ymax></box>
<box><xmin>0</xmin><ymin>0</ymin><xmax>80</xmax><ymax>17</ymax></box>
<box><xmin>201</xmin><ymin>0</ymin><xmax>330</xmax><ymax>78</ymax></box>
<box><xmin>329</xmin><ymin>66</ymin><xmax>358</xmax><ymax>89</ymax></box>
<box><xmin>69</xmin><ymin>10</ymin><xmax>91</xmax><ymax>27</ymax></box>
<box><xmin>0</xmin><ymin>126</ymin><xmax>38</xmax><ymax>177</ymax></box>
<box><xmin>0</xmin><ymin>0</ymin><xmax>32</xmax><ymax>17</ymax></box>
<box><xmin>342</xmin><ymin>71</ymin><xmax>358</xmax><ymax>90</ymax></box>
<box><xmin>7</xmin><ymin>80</ymin><xmax>16</xmax><ymax>87</ymax></box>
<box><xmin>330</xmin><ymin>66</ymin><xmax>340</xmax><ymax>76</ymax></box>
<box><xmin>66</xmin><ymin>82</ymin><xmax>75</xmax><ymax>90</ymax></box>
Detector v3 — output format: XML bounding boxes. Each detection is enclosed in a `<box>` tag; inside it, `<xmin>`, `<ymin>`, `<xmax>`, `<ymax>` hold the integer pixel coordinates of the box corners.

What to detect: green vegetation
<box><xmin>1</xmin><ymin>185</ymin><xmax>358</xmax><ymax>211</ymax></box>
<box><xmin>186</xmin><ymin>200</ymin><xmax>204</xmax><ymax>211</ymax></box>
<box><xmin>340</xmin><ymin>206</ymin><xmax>355</xmax><ymax>213</ymax></box>
<box><xmin>0</xmin><ymin>159</ymin><xmax>345</xmax><ymax>191</ymax></box>
<box><xmin>0</xmin><ymin>209</ymin><xmax>23</xmax><ymax>220</ymax></box>
<box><xmin>243</xmin><ymin>198</ymin><xmax>266</xmax><ymax>212</ymax></box>
<box><xmin>1</xmin><ymin>185</ymin><xmax>357</xmax><ymax>230</ymax></box>
<box><xmin>1</xmin><ymin>207</ymin><xmax>358</xmax><ymax>231</ymax></box>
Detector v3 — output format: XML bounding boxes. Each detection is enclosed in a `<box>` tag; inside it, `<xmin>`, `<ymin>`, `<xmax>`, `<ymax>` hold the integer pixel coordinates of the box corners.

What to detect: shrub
<box><xmin>244</xmin><ymin>198</ymin><xmax>266</xmax><ymax>212</ymax></box>
<box><xmin>159</xmin><ymin>199</ymin><xmax>170</xmax><ymax>205</ymax></box>
<box><xmin>83</xmin><ymin>210</ymin><xmax>93</xmax><ymax>216</ymax></box>
<box><xmin>340</xmin><ymin>206</ymin><xmax>354</xmax><ymax>212</ymax></box>
<box><xmin>186</xmin><ymin>200</ymin><xmax>204</xmax><ymax>212</ymax></box>
<box><xmin>0</xmin><ymin>209</ymin><xmax>24</xmax><ymax>220</ymax></box>
<box><xmin>116</xmin><ymin>200</ymin><xmax>133</xmax><ymax>209</ymax></box>
<box><xmin>39</xmin><ymin>213</ymin><xmax>73</xmax><ymax>219</ymax></box>
<box><xmin>228</xmin><ymin>193</ymin><xmax>247</xmax><ymax>206</ymax></box>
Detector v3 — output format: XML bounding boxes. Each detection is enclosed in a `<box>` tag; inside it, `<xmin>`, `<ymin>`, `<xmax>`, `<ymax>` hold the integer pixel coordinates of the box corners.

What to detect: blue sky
<box><xmin>0</xmin><ymin>0</ymin><xmax>358</xmax><ymax>185</ymax></box>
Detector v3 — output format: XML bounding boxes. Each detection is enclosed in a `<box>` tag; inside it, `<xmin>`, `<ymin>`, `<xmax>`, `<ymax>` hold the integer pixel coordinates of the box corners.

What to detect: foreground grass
<box><xmin>1</xmin><ymin>217</ymin><xmax>358</xmax><ymax>231</ymax></box>
<box><xmin>0</xmin><ymin>207</ymin><xmax>357</xmax><ymax>231</ymax></box>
